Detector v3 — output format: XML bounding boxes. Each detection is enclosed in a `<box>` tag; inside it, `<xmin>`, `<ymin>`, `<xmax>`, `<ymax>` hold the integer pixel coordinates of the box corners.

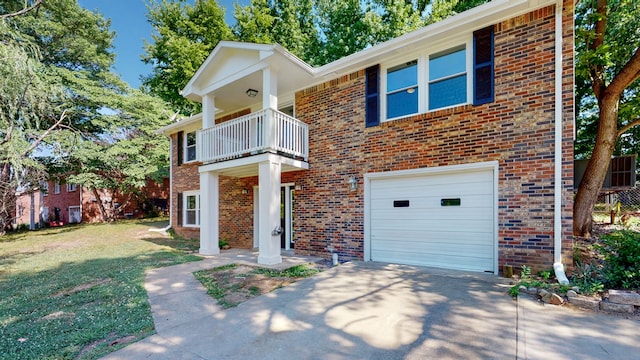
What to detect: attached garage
<box><xmin>365</xmin><ymin>162</ymin><xmax>497</xmax><ymax>273</ymax></box>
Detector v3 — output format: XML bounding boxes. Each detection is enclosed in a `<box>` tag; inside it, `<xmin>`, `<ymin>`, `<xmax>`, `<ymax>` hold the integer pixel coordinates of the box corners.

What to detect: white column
<box><xmin>262</xmin><ymin>67</ymin><xmax>278</xmax><ymax>110</ymax></box>
<box><xmin>202</xmin><ymin>94</ymin><xmax>215</xmax><ymax>128</ymax></box>
<box><xmin>258</xmin><ymin>159</ymin><xmax>282</xmax><ymax>265</ymax></box>
<box><xmin>199</xmin><ymin>171</ymin><xmax>220</xmax><ymax>255</ymax></box>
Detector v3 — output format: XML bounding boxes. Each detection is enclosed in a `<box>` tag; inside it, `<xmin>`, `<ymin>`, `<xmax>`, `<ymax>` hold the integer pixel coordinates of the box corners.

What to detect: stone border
<box><xmin>519</xmin><ymin>286</ymin><xmax>640</xmax><ymax>314</ymax></box>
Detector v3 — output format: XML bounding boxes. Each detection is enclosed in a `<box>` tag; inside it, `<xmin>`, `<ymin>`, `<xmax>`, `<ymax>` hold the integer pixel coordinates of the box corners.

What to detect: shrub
<box><xmin>597</xmin><ymin>230</ymin><xmax>640</xmax><ymax>290</ymax></box>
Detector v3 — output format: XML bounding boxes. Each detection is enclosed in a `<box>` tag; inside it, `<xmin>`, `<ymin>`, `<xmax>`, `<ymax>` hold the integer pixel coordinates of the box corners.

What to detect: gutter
<box><xmin>553</xmin><ymin>0</ymin><xmax>570</xmax><ymax>285</ymax></box>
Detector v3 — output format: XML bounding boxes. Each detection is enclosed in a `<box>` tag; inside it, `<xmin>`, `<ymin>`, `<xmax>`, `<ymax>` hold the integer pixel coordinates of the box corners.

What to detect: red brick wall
<box><xmin>41</xmin><ymin>181</ymin><xmax>82</xmax><ymax>224</ymax></box>
<box><xmin>292</xmin><ymin>3</ymin><xmax>574</xmax><ymax>271</ymax></box>
<box><xmin>167</xmin><ymin>3</ymin><xmax>574</xmax><ymax>271</ymax></box>
<box><xmin>15</xmin><ymin>191</ymin><xmax>42</xmax><ymax>227</ymax></box>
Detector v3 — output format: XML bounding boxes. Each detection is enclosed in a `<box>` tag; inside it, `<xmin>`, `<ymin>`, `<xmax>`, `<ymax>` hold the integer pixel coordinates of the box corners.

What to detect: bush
<box><xmin>597</xmin><ymin>230</ymin><xmax>640</xmax><ymax>289</ymax></box>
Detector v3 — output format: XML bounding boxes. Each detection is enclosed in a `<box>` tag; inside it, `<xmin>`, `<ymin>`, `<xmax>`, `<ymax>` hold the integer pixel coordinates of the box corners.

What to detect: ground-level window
<box><xmin>68</xmin><ymin>206</ymin><xmax>81</xmax><ymax>223</ymax></box>
<box><xmin>183</xmin><ymin>191</ymin><xmax>200</xmax><ymax>227</ymax></box>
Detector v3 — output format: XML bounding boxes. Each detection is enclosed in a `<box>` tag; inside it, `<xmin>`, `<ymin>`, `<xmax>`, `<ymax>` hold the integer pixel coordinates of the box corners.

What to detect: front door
<box><xmin>254</xmin><ymin>184</ymin><xmax>295</xmax><ymax>250</ymax></box>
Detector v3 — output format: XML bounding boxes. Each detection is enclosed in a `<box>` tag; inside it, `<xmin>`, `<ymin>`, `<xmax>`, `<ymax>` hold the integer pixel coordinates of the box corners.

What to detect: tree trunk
<box><xmin>91</xmin><ymin>187</ymin><xmax>110</xmax><ymax>223</ymax></box>
<box><xmin>574</xmin><ymin>95</ymin><xmax>620</xmax><ymax>237</ymax></box>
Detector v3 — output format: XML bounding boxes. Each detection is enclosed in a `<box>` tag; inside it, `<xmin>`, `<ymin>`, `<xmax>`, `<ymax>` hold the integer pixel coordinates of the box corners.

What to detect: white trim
<box><xmin>364</xmin><ymin>161</ymin><xmax>499</xmax><ymax>274</ymax></box>
<box><xmin>157</xmin><ymin>113</ymin><xmax>202</xmax><ymax>136</ymax></box>
<box><xmin>553</xmin><ymin>1</ymin><xmax>569</xmax><ymax>285</ymax></box>
<box><xmin>182</xmin><ymin>190</ymin><xmax>200</xmax><ymax>228</ymax></box>
<box><xmin>253</xmin><ymin>183</ymin><xmax>295</xmax><ymax>250</ymax></box>
<box><xmin>169</xmin><ymin>136</ymin><xmax>173</xmax><ymax>228</ymax></box>
<box><xmin>53</xmin><ymin>182</ymin><xmax>60</xmax><ymax>194</ymax></box>
<box><xmin>381</xmin><ymin>40</ymin><xmax>471</xmax><ymax>123</ymax></box>
<box><xmin>68</xmin><ymin>205</ymin><xmax>81</xmax><ymax>224</ymax></box>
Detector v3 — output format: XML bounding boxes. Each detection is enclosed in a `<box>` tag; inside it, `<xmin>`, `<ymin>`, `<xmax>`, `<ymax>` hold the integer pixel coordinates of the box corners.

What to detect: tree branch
<box><xmin>0</xmin><ymin>0</ymin><xmax>43</xmax><ymax>19</ymax></box>
<box><xmin>22</xmin><ymin>109</ymin><xmax>68</xmax><ymax>157</ymax></box>
<box><xmin>617</xmin><ymin>118</ymin><xmax>640</xmax><ymax>138</ymax></box>
<box><xmin>606</xmin><ymin>47</ymin><xmax>640</xmax><ymax>97</ymax></box>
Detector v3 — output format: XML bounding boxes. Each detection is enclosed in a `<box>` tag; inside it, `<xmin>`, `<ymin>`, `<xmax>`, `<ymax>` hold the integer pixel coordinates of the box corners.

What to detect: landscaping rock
<box><xmin>567</xmin><ymin>296</ymin><xmax>600</xmax><ymax>311</ymax></box>
<box><xmin>539</xmin><ymin>290</ymin><xmax>553</xmax><ymax>303</ymax></box>
<box><xmin>599</xmin><ymin>301</ymin><xmax>635</xmax><ymax>313</ymax></box>
<box><xmin>566</xmin><ymin>290</ymin><xmax>578</xmax><ymax>298</ymax></box>
<box><xmin>526</xmin><ymin>287</ymin><xmax>538</xmax><ymax>295</ymax></box>
<box><xmin>571</xmin><ymin>286</ymin><xmax>580</xmax><ymax>293</ymax></box>
<box><xmin>549</xmin><ymin>293</ymin><xmax>564</xmax><ymax>305</ymax></box>
<box><xmin>518</xmin><ymin>285</ymin><xmax>527</xmax><ymax>294</ymax></box>
<box><xmin>608</xmin><ymin>289</ymin><xmax>640</xmax><ymax>306</ymax></box>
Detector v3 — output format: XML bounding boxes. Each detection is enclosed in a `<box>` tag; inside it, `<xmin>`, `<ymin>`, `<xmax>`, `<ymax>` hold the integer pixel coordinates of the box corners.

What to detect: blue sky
<box><xmin>79</xmin><ymin>0</ymin><xmax>247</xmax><ymax>89</ymax></box>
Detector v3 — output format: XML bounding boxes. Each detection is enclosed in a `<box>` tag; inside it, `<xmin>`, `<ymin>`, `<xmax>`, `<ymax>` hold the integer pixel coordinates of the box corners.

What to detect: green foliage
<box><xmin>143</xmin><ymin>0</ymin><xmax>233</xmax><ymax>114</ymax></box>
<box><xmin>575</xmin><ymin>1</ymin><xmax>640</xmax><ymax>158</ymax></box>
<box><xmin>570</xmin><ymin>262</ymin><xmax>605</xmax><ymax>294</ymax></box>
<box><xmin>597</xmin><ymin>230</ymin><xmax>640</xmax><ymax>289</ymax></box>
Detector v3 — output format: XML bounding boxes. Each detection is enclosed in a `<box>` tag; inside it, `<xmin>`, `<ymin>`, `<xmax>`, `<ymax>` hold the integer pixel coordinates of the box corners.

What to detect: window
<box><xmin>54</xmin><ymin>182</ymin><xmax>60</xmax><ymax>194</ymax></box>
<box><xmin>185</xmin><ymin>131</ymin><xmax>197</xmax><ymax>162</ymax></box>
<box><xmin>67</xmin><ymin>183</ymin><xmax>77</xmax><ymax>192</ymax></box>
<box><xmin>386</xmin><ymin>60</ymin><xmax>418</xmax><ymax>119</ymax></box>
<box><xmin>41</xmin><ymin>181</ymin><xmax>49</xmax><ymax>196</ymax></box>
<box><xmin>183</xmin><ymin>191</ymin><xmax>200</xmax><ymax>227</ymax></box>
<box><xmin>429</xmin><ymin>47</ymin><xmax>467</xmax><ymax>110</ymax></box>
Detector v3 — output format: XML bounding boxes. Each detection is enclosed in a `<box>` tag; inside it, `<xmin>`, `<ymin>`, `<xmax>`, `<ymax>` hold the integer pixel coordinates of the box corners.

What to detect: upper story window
<box><xmin>54</xmin><ymin>182</ymin><xmax>61</xmax><ymax>194</ymax></box>
<box><xmin>381</xmin><ymin>44</ymin><xmax>470</xmax><ymax>121</ymax></box>
<box><xmin>428</xmin><ymin>47</ymin><xmax>467</xmax><ymax>110</ymax></box>
<box><xmin>41</xmin><ymin>181</ymin><xmax>49</xmax><ymax>195</ymax></box>
<box><xmin>67</xmin><ymin>183</ymin><xmax>77</xmax><ymax>192</ymax></box>
<box><xmin>386</xmin><ymin>60</ymin><xmax>418</xmax><ymax>119</ymax></box>
<box><xmin>185</xmin><ymin>131</ymin><xmax>197</xmax><ymax>163</ymax></box>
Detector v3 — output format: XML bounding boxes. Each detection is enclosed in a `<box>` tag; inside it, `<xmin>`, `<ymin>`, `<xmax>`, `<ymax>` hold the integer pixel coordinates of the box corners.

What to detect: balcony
<box><xmin>197</xmin><ymin>108</ymin><xmax>309</xmax><ymax>165</ymax></box>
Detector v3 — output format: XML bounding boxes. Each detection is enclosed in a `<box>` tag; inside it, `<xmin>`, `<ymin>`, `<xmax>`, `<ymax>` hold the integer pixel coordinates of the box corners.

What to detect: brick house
<box><xmin>15</xmin><ymin>178</ymin><xmax>169</xmax><ymax>228</ymax></box>
<box><xmin>160</xmin><ymin>0</ymin><xmax>574</xmax><ymax>276</ymax></box>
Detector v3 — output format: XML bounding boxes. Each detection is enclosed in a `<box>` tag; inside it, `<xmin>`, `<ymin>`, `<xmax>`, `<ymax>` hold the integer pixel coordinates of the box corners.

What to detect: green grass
<box><xmin>0</xmin><ymin>219</ymin><xmax>201</xmax><ymax>360</ymax></box>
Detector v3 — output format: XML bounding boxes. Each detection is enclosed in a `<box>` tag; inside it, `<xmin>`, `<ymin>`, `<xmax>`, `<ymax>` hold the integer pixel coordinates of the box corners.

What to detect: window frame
<box><xmin>53</xmin><ymin>182</ymin><xmax>61</xmax><ymax>194</ymax></box>
<box><xmin>381</xmin><ymin>38</ymin><xmax>473</xmax><ymax>122</ymax></box>
<box><xmin>182</xmin><ymin>191</ymin><xmax>200</xmax><ymax>227</ymax></box>
<box><xmin>184</xmin><ymin>131</ymin><xmax>197</xmax><ymax>163</ymax></box>
<box><xmin>67</xmin><ymin>183</ymin><xmax>77</xmax><ymax>192</ymax></box>
<box><xmin>41</xmin><ymin>182</ymin><xmax>49</xmax><ymax>196</ymax></box>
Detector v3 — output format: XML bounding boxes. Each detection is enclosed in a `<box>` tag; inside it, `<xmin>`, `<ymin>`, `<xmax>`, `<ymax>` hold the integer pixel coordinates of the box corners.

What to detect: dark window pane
<box><xmin>186</xmin><ymin>210</ymin><xmax>197</xmax><ymax>225</ymax></box>
<box><xmin>387</xmin><ymin>60</ymin><xmax>417</xmax><ymax>92</ymax></box>
<box><xmin>387</xmin><ymin>88</ymin><xmax>418</xmax><ymax>118</ymax></box>
<box><xmin>430</xmin><ymin>49</ymin><xmax>466</xmax><ymax>79</ymax></box>
<box><xmin>429</xmin><ymin>75</ymin><xmax>467</xmax><ymax>110</ymax></box>
<box><xmin>187</xmin><ymin>146</ymin><xmax>196</xmax><ymax>161</ymax></box>
<box><xmin>186</xmin><ymin>195</ymin><xmax>196</xmax><ymax>210</ymax></box>
<box><xmin>475</xmin><ymin>66</ymin><xmax>492</xmax><ymax>101</ymax></box>
<box><xmin>187</xmin><ymin>132</ymin><xmax>196</xmax><ymax>146</ymax></box>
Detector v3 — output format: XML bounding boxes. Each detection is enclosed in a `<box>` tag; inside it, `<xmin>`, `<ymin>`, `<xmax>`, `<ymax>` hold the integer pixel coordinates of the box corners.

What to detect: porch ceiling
<box><xmin>198</xmin><ymin>153</ymin><xmax>309</xmax><ymax>178</ymax></box>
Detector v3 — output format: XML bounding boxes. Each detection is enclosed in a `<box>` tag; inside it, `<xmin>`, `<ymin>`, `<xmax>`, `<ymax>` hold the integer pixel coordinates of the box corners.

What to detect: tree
<box><xmin>52</xmin><ymin>92</ymin><xmax>174</xmax><ymax>222</ymax></box>
<box><xmin>1</xmin><ymin>0</ymin><xmax>173</xmax><ymax>231</ymax></box>
<box><xmin>143</xmin><ymin>0</ymin><xmax>233</xmax><ymax>115</ymax></box>
<box><xmin>574</xmin><ymin>0</ymin><xmax>640</xmax><ymax>236</ymax></box>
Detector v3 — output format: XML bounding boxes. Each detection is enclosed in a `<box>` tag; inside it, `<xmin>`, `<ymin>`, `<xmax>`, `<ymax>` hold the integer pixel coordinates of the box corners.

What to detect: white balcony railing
<box><xmin>197</xmin><ymin>108</ymin><xmax>309</xmax><ymax>164</ymax></box>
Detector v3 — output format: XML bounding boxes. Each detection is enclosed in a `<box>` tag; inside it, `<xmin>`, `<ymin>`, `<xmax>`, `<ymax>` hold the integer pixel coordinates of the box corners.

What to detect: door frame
<box><xmin>253</xmin><ymin>183</ymin><xmax>295</xmax><ymax>250</ymax></box>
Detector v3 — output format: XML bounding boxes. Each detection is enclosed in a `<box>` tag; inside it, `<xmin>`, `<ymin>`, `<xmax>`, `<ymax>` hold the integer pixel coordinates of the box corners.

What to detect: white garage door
<box><xmin>369</xmin><ymin>168</ymin><xmax>495</xmax><ymax>273</ymax></box>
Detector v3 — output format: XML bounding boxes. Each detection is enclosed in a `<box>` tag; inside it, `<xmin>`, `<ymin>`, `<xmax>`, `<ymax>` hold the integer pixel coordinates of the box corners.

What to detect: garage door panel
<box><xmin>369</xmin><ymin>167</ymin><xmax>495</xmax><ymax>273</ymax></box>
<box><xmin>371</xmin><ymin>207</ymin><xmax>494</xmax><ymax>222</ymax></box>
<box><xmin>371</xmin><ymin>249</ymin><xmax>493</xmax><ymax>272</ymax></box>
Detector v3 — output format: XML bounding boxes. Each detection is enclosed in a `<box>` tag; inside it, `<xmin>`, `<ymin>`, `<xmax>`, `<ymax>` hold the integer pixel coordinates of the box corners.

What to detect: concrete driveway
<box><xmin>103</xmin><ymin>252</ymin><xmax>639</xmax><ymax>360</ymax></box>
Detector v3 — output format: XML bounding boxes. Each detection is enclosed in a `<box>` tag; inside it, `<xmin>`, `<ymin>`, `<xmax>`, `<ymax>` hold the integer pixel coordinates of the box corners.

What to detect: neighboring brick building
<box><xmin>160</xmin><ymin>0</ymin><xmax>574</xmax><ymax>275</ymax></box>
<box><xmin>15</xmin><ymin>178</ymin><xmax>170</xmax><ymax>228</ymax></box>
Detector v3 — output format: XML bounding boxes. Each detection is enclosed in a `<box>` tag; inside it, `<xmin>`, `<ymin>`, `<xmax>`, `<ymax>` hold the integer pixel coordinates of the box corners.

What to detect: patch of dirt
<box><xmin>52</xmin><ymin>278</ymin><xmax>112</xmax><ymax>298</ymax></box>
<box><xmin>76</xmin><ymin>332</ymin><xmax>137</xmax><ymax>359</ymax></box>
<box><xmin>197</xmin><ymin>262</ymin><xmax>328</xmax><ymax>308</ymax></box>
<box><xmin>40</xmin><ymin>311</ymin><xmax>75</xmax><ymax>322</ymax></box>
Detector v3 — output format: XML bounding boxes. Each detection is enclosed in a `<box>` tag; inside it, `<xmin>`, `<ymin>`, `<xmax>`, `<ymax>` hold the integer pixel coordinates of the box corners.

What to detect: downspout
<box><xmin>553</xmin><ymin>0</ymin><xmax>570</xmax><ymax>285</ymax></box>
<box><xmin>79</xmin><ymin>185</ymin><xmax>83</xmax><ymax>223</ymax></box>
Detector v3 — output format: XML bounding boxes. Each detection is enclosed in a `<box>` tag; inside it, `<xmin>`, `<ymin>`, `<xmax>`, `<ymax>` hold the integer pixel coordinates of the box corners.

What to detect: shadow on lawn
<box><xmin>0</xmin><ymin>250</ymin><xmax>200</xmax><ymax>360</ymax></box>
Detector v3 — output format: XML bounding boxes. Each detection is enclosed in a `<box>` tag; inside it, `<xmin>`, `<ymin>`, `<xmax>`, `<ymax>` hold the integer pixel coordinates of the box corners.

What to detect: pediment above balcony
<box><xmin>181</xmin><ymin>41</ymin><xmax>315</xmax><ymax>112</ymax></box>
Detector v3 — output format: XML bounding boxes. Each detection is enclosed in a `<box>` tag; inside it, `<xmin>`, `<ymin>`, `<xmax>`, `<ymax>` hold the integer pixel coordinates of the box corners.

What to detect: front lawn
<box><xmin>0</xmin><ymin>219</ymin><xmax>201</xmax><ymax>360</ymax></box>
